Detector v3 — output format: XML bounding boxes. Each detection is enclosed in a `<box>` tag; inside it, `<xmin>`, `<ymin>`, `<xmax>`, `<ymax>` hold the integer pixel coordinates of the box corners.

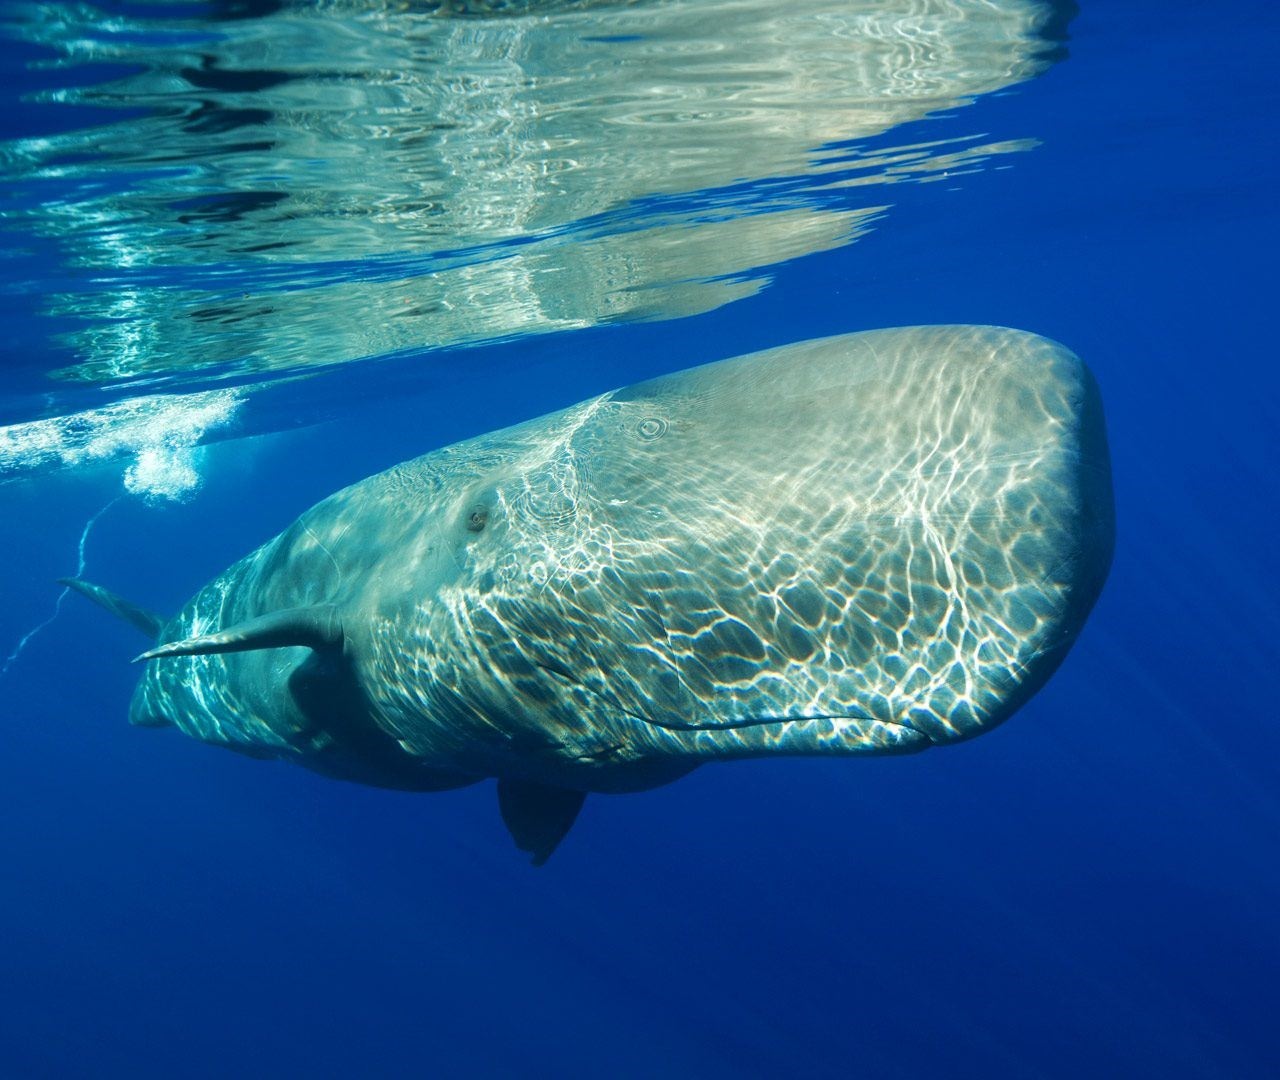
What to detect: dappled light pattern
<box><xmin>129</xmin><ymin>328</ymin><xmax>1113</xmax><ymax>793</ymax></box>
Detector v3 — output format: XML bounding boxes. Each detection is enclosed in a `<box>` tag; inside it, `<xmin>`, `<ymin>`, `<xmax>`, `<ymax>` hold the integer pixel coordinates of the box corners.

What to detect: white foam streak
<box><xmin>0</xmin><ymin>389</ymin><xmax>242</xmax><ymax>500</ymax></box>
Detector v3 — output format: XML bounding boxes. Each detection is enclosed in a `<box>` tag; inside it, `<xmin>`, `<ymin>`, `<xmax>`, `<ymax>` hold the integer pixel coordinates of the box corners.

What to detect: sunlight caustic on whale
<box><xmin>67</xmin><ymin>326</ymin><xmax>1114</xmax><ymax>864</ymax></box>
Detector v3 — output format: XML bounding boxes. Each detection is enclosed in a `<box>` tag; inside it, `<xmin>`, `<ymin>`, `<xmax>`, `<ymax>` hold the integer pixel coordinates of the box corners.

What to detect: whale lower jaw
<box><xmin>644</xmin><ymin>712</ymin><xmax>933</xmax><ymax>759</ymax></box>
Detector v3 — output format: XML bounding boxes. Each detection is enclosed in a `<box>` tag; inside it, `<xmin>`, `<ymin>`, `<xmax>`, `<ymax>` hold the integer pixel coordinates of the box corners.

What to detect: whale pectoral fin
<box><xmin>133</xmin><ymin>605</ymin><xmax>344</xmax><ymax>663</ymax></box>
<box><xmin>497</xmin><ymin>779</ymin><xmax>586</xmax><ymax>867</ymax></box>
<box><xmin>59</xmin><ymin>578</ymin><xmax>164</xmax><ymax>639</ymax></box>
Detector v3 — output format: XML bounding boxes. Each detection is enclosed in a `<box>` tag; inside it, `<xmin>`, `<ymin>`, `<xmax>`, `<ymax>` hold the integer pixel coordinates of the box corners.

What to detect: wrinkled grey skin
<box><xmin>83</xmin><ymin>327</ymin><xmax>1113</xmax><ymax>857</ymax></box>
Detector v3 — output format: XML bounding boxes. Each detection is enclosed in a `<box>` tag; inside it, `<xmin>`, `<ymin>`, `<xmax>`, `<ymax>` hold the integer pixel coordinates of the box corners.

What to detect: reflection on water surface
<box><xmin>0</xmin><ymin>0</ymin><xmax>1071</xmax><ymax>493</ymax></box>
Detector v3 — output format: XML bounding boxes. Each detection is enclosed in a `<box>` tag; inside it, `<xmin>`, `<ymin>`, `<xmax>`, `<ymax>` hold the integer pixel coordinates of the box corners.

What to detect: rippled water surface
<box><xmin>3</xmin><ymin>0</ymin><xmax>1066</xmax><ymax>480</ymax></box>
<box><xmin>1</xmin><ymin>2</ymin><xmax>1277</xmax><ymax>1078</ymax></box>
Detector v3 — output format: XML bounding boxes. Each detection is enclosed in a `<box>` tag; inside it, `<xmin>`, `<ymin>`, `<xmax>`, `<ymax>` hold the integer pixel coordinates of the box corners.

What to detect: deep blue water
<box><xmin>1</xmin><ymin>2</ymin><xmax>1278</xmax><ymax>1077</ymax></box>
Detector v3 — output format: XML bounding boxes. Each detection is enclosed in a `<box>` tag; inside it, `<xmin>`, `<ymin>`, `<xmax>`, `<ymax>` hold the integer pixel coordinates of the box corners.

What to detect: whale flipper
<box><xmin>497</xmin><ymin>779</ymin><xmax>586</xmax><ymax>866</ymax></box>
<box><xmin>134</xmin><ymin>605</ymin><xmax>344</xmax><ymax>663</ymax></box>
<box><xmin>58</xmin><ymin>577</ymin><xmax>164</xmax><ymax>639</ymax></box>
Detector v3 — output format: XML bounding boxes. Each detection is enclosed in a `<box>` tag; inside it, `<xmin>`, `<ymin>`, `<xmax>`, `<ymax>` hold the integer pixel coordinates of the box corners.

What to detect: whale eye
<box><xmin>466</xmin><ymin>506</ymin><xmax>489</xmax><ymax>532</ymax></box>
<box><xmin>636</xmin><ymin>416</ymin><xmax>667</xmax><ymax>440</ymax></box>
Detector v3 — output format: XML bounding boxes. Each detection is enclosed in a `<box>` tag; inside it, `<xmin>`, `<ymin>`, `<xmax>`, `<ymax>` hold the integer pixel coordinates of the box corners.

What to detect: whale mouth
<box><xmin>636</xmin><ymin>710</ymin><xmax>919</xmax><ymax>735</ymax></box>
<box><xmin>534</xmin><ymin>659</ymin><xmax>930</xmax><ymax>753</ymax></box>
<box><xmin>636</xmin><ymin>710</ymin><xmax>933</xmax><ymax>756</ymax></box>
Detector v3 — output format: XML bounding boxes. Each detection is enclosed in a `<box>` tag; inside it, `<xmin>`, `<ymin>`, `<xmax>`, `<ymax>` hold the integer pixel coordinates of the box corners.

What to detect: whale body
<box><xmin>69</xmin><ymin>326</ymin><xmax>1114</xmax><ymax>863</ymax></box>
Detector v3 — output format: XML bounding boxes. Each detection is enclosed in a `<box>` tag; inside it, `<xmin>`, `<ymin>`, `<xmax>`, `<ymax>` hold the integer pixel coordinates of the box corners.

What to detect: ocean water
<box><xmin>0</xmin><ymin>1</ymin><xmax>1276</xmax><ymax>1077</ymax></box>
